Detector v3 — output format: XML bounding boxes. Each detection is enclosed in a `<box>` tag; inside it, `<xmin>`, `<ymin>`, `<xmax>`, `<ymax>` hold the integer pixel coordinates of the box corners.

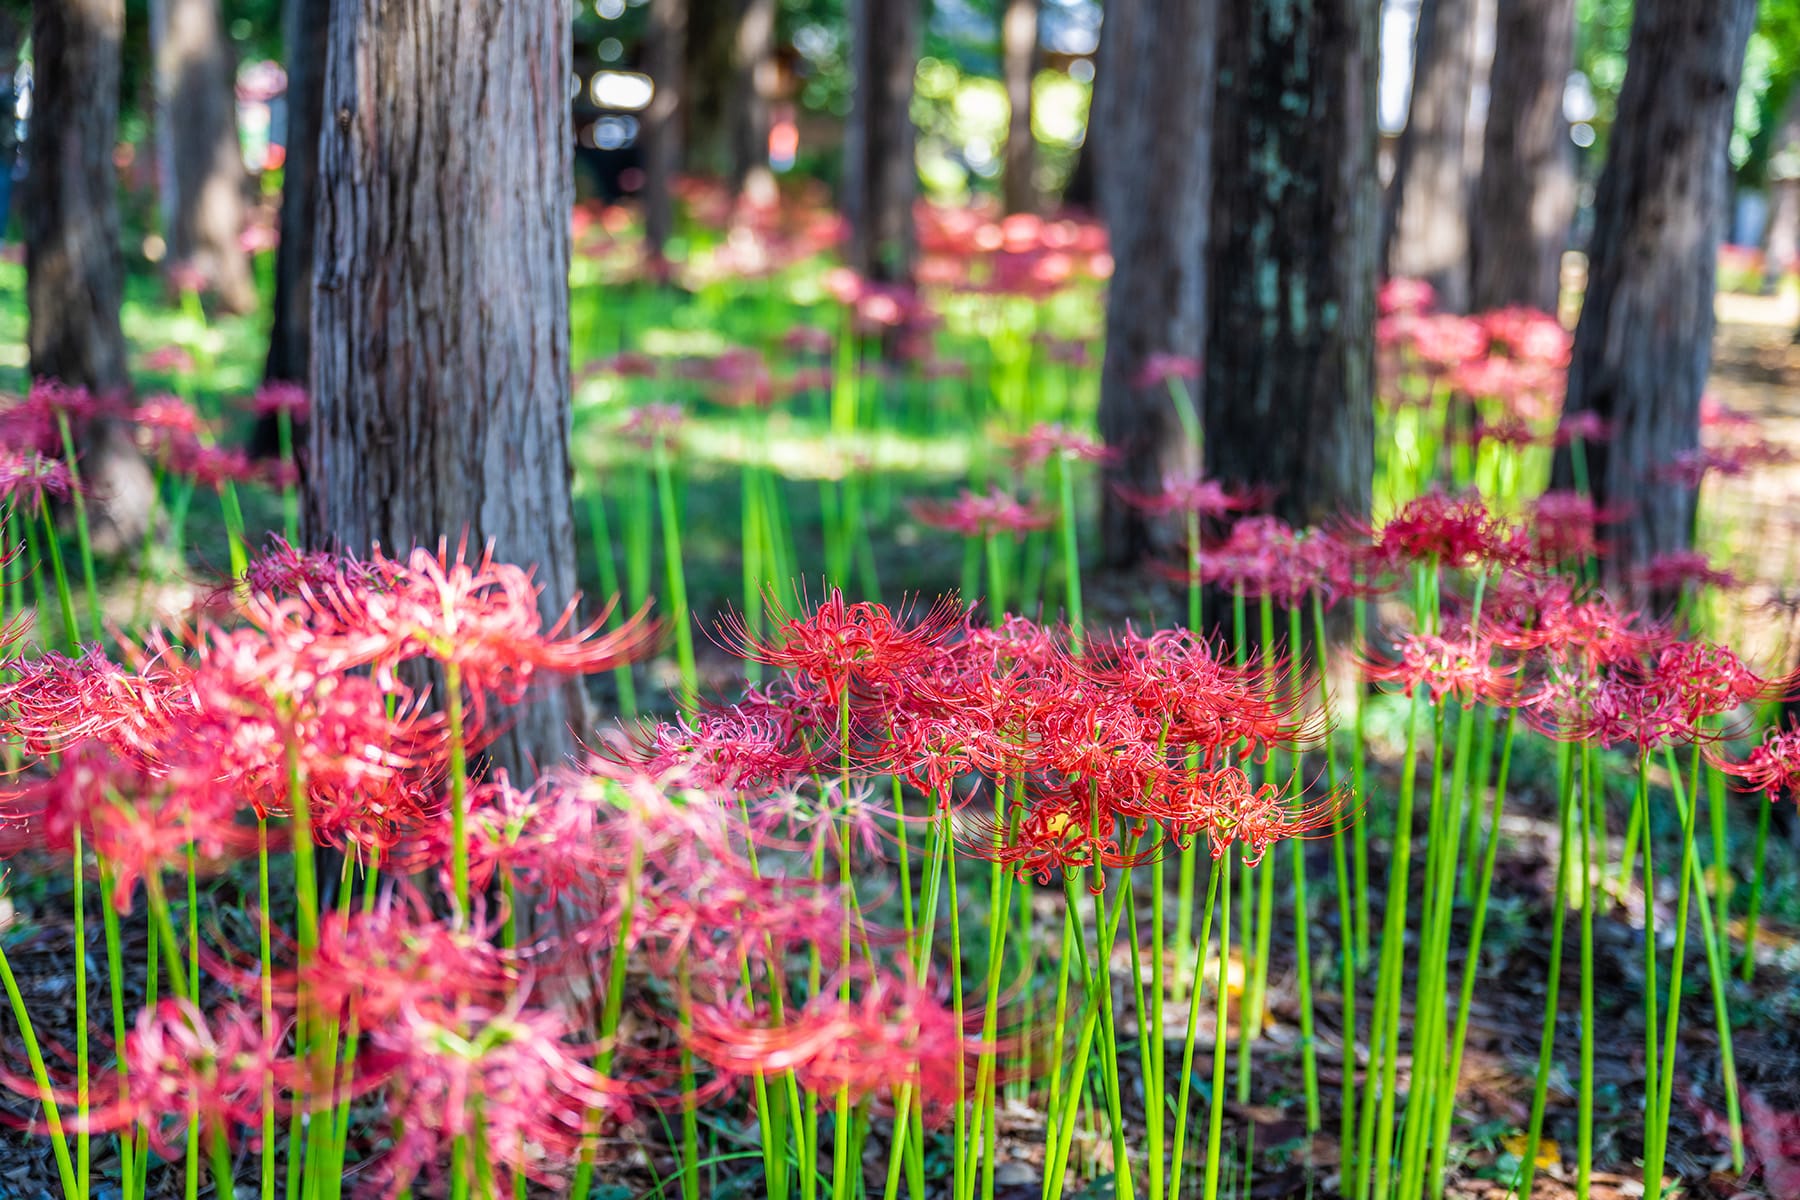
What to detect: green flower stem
<box><xmin>0</xmin><ymin>939</ymin><xmax>78</xmax><ymax>1199</ymax></box>
<box><xmin>53</xmin><ymin>412</ymin><xmax>104</xmax><ymax>646</ymax></box>
<box><xmin>1517</xmin><ymin>743</ymin><xmax>1576</xmax><ymax>1200</ymax></box>
<box><xmin>277</xmin><ymin>407</ymin><xmax>299</xmax><ymax>545</ymax></box>
<box><xmin>1644</xmin><ymin>744</ymin><xmax>1704</xmax><ymax>1200</ymax></box>
<box><xmin>1203</xmin><ymin>854</ymin><xmax>1234</xmax><ymax>1200</ymax></box>
<box><xmin>38</xmin><ymin>501</ymin><xmax>80</xmax><ymax>654</ymax></box>
<box><xmin>96</xmin><ymin>859</ymin><xmax>137</xmax><ymax>1200</ymax></box>
<box><xmin>1742</xmin><ymin>798</ymin><xmax>1771</xmax><ymax>981</ymax></box>
<box><xmin>582</xmin><ymin>488</ymin><xmax>639</xmax><ymax>721</ymax></box>
<box><xmin>1168</xmin><ymin>855</ymin><xmax>1224</xmax><ymax>1200</ymax></box>
<box><xmin>654</xmin><ymin>434</ymin><xmax>699</xmax><ymax>717</ymax></box>
<box><xmin>1054</xmin><ymin>453</ymin><xmax>1083</xmax><ymax>648</ymax></box>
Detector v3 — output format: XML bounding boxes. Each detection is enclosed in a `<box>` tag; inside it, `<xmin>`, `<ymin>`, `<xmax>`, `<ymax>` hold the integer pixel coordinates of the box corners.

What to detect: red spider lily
<box><xmin>238</xmin><ymin>535</ymin><xmax>389</xmax><ymax>603</ymax></box>
<box><xmin>1132</xmin><ymin>353</ymin><xmax>1202</xmax><ymax>388</ymax></box>
<box><xmin>686</xmin><ymin>970</ymin><xmax>985</xmax><ymax>1121</ymax></box>
<box><xmin>249</xmin><ymin>381</ymin><xmax>309</xmax><ymax>421</ymax></box>
<box><xmin>1192</xmin><ymin>516</ymin><xmax>1358</xmax><ymax>608</ymax></box>
<box><xmin>91</xmin><ymin>1000</ymin><xmax>285</xmax><ymax>1157</ymax></box>
<box><xmin>1476</xmin><ymin>306</ymin><xmax>1572</xmax><ymax>366</ymax></box>
<box><xmin>1538</xmin><ymin>671</ymin><xmax>1691</xmax><ymax>750</ymax></box>
<box><xmin>1553</xmin><ymin>410</ymin><xmax>1614</xmax><ymax>446</ymax></box>
<box><xmin>1455</xmin><ymin>414</ymin><xmax>1540</xmax><ymax>450</ymax></box>
<box><xmin>360</xmin><ymin>999</ymin><xmax>630</xmax><ymax>1195</ymax></box>
<box><xmin>141</xmin><ymin>344</ymin><xmax>198</xmax><ymax>374</ymax></box>
<box><xmin>1361</xmin><ymin>632</ymin><xmax>1519</xmax><ymax>708</ymax></box>
<box><xmin>1484</xmin><ymin>585</ymin><xmax>1665</xmax><ymax>668</ymax></box>
<box><xmin>1719</xmin><ymin>719</ymin><xmax>1800</xmax><ymax>802</ymax></box>
<box><xmin>1527</xmin><ymin>491</ymin><xmax>1619</xmax><ymax>566</ymax></box>
<box><xmin>617</xmin><ymin>403</ymin><xmax>685</xmax><ymax>450</ymax></box>
<box><xmin>0</xmin><ymin>641</ymin><xmax>194</xmax><ymax>763</ymax></box>
<box><xmin>960</xmin><ymin>778</ymin><xmax>1161</xmax><ymax>885</ymax></box>
<box><xmin>593</xmin><ymin>707</ymin><xmax>819</xmax><ymax>792</ymax></box>
<box><xmin>909</xmin><ymin>488</ymin><xmax>1054</xmax><ymax>539</ymax></box>
<box><xmin>1658</xmin><ymin>441</ymin><xmax>1794</xmax><ymax>487</ymax></box>
<box><xmin>1700</xmin><ymin>394</ymin><xmax>1760</xmax><ymax>437</ymax></box>
<box><xmin>0</xmin><ymin>742</ymin><xmax>254</xmax><ymax>912</ymax></box>
<box><xmin>1650</xmin><ymin>640</ymin><xmax>1772</xmax><ymax>730</ymax></box>
<box><xmin>0</xmin><ymin>450</ymin><xmax>75</xmax><ymax>508</ymax></box>
<box><xmin>583</xmin><ymin>350</ymin><xmax>658</xmax><ymax>380</ymax></box>
<box><xmin>0</xmin><ymin>378</ymin><xmax>104</xmax><ymax>455</ymax></box>
<box><xmin>1004</xmin><ymin>423</ymin><xmax>1115</xmax><ymax>467</ymax></box>
<box><xmin>1406</xmin><ymin>313</ymin><xmax>1489</xmax><ymax>371</ymax></box>
<box><xmin>715</xmin><ymin>587</ymin><xmax>967</xmax><ymax>708</ymax></box>
<box><xmin>1631</xmin><ymin>550</ymin><xmax>1740</xmax><ymax>594</ymax></box>
<box><xmin>294</xmin><ymin>894</ymin><xmax>516</xmax><ymax>1026</ymax></box>
<box><xmin>1376</xmin><ymin>490</ymin><xmax>1527</xmax><ymax>570</ymax></box>
<box><xmin>425</xmin><ymin>771</ymin><xmax>609</xmax><ymax>910</ymax></box>
<box><xmin>131</xmin><ymin>394</ymin><xmax>206</xmax><ymax>438</ymax></box>
<box><xmin>1148</xmin><ymin>764</ymin><xmax>1350</xmax><ymax>867</ymax></box>
<box><xmin>1379</xmin><ymin>277</ymin><xmax>1437</xmax><ymax>317</ymax></box>
<box><xmin>783</xmin><ymin>325</ymin><xmax>835</xmax><ymax>356</ymax></box>
<box><xmin>1113</xmin><ymin>473</ymin><xmax>1264</xmax><ymax>519</ymax></box>
<box><xmin>302</xmin><ymin>541</ymin><xmax>657</xmax><ymax>731</ymax></box>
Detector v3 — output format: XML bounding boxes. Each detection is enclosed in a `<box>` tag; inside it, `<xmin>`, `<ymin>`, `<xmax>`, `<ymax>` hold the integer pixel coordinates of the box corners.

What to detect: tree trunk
<box><xmin>684</xmin><ymin>0</ymin><xmax>736</xmax><ymax>177</ymax></box>
<box><xmin>1551</xmin><ymin>0</ymin><xmax>1755</xmax><ymax>603</ymax></box>
<box><xmin>1001</xmin><ymin>0</ymin><xmax>1038</xmax><ymax>216</ymax></box>
<box><xmin>730</xmin><ymin>0</ymin><xmax>778</xmax><ymax>207</ymax></box>
<box><xmin>1085</xmin><ymin>0</ymin><xmax>1138</xmax><ymax>230</ymax></box>
<box><xmin>149</xmin><ymin>0</ymin><xmax>257</xmax><ymax>314</ymax></box>
<box><xmin>1204</xmin><ymin>0</ymin><xmax>1379</xmax><ymax>531</ymax></box>
<box><xmin>25</xmin><ymin>0</ymin><xmax>157</xmax><ymax>556</ymax></box>
<box><xmin>1384</xmin><ymin>0</ymin><xmax>1479</xmax><ymax>311</ymax></box>
<box><xmin>844</xmin><ymin>0</ymin><xmax>919</xmax><ymax>282</ymax></box>
<box><xmin>264</xmin><ymin>0</ymin><xmax>329</xmax><ymax>388</ymax></box>
<box><xmin>309</xmin><ymin>0</ymin><xmax>588</xmax><ymax>773</ymax></box>
<box><xmin>1764</xmin><ymin>96</ymin><xmax>1800</xmax><ymax>281</ymax></box>
<box><xmin>1095</xmin><ymin>0</ymin><xmax>1216</xmax><ymax>565</ymax></box>
<box><xmin>1468</xmin><ymin>0</ymin><xmax>1575</xmax><ymax>312</ymax></box>
<box><xmin>0</xmin><ymin>5</ymin><xmax>20</xmax><ymax>234</ymax></box>
<box><xmin>644</xmin><ymin>0</ymin><xmax>686</xmax><ymax>258</ymax></box>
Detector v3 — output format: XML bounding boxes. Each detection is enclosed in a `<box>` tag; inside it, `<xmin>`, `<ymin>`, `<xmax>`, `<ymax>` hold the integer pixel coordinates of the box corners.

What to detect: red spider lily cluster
<box><xmin>908</xmin><ymin>488</ymin><xmax>1053</xmax><ymax>539</ymax></box>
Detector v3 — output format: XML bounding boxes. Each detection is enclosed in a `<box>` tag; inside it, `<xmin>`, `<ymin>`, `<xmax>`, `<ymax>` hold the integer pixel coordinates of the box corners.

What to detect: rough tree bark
<box><xmin>24</xmin><ymin>0</ymin><xmax>157</xmax><ymax>555</ymax></box>
<box><xmin>1204</xmin><ymin>0</ymin><xmax>1379</xmax><ymax>531</ymax></box>
<box><xmin>1001</xmin><ymin>0</ymin><xmax>1038</xmax><ymax>215</ymax></box>
<box><xmin>150</xmin><ymin>0</ymin><xmax>258</xmax><ymax>314</ymax></box>
<box><xmin>1095</xmin><ymin>0</ymin><xmax>1216</xmax><ymax>565</ymax></box>
<box><xmin>1082</xmin><ymin>0</ymin><xmax>1137</xmax><ymax>228</ymax></box>
<box><xmin>1551</xmin><ymin>0</ymin><xmax>1756</xmax><ymax>602</ymax></box>
<box><xmin>1468</xmin><ymin>0</ymin><xmax>1576</xmax><ymax>312</ymax></box>
<box><xmin>730</xmin><ymin>0</ymin><xmax>778</xmax><ymax>206</ymax></box>
<box><xmin>643</xmin><ymin>0</ymin><xmax>686</xmax><ymax>258</ymax></box>
<box><xmin>844</xmin><ymin>0</ymin><xmax>920</xmax><ymax>282</ymax></box>
<box><xmin>309</xmin><ymin>0</ymin><xmax>588</xmax><ymax>773</ymax></box>
<box><xmin>264</xmin><ymin>0</ymin><xmax>329</xmax><ymax>388</ymax></box>
<box><xmin>1384</xmin><ymin>0</ymin><xmax>1479</xmax><ymax>311</ymax></box>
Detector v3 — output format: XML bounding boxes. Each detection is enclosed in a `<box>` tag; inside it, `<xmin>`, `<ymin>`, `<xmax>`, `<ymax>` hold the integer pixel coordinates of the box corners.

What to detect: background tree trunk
<box><xmin>1095</xmin><ymin>0</ymin><xmax>1215</xmax><ymax>565</ymax></box>
<box><xmin>1763</xmin><ymin>96</ymin><xmax>1800</xmax><ymax>282</ymax></box>
<box><xmin>1551</xmin><ymin>0</ymin><xmax>1756</xmax><ymax>602</ymax></box>
<box><xmin>309</xmin><ymin>0</ymin><xmax>588</xmax><ymax>773</ymax></box>
<box><xmin>0</xmin><ymin>5</ymin><xmax>20</xmax><ymax>235</ymax></box>
<box><xmin>1001</xmin><ymin>0</ymin><xmax>1038</xmax><ymax>216</ymax></box>
<box><xmin>25</xmin><ymin>0</ymin><xmax>156</xmax><ymax>556</ymax></box>
<box><xmin>843</xmin><ymin>0</ymin><xmax>919</xmax><ymax>282</ymax></box>
<box><xmin>1204</xmin><ymin>0</ymin><xmax>1379</xmax><ymax>531</ymax></box>
<box><xmin>730</xmin><ymin>0</ymin><xmax>778</xmax><ymax>206</ymax></box>
<box><xmin>1468</xmin><ymin>0</ymin><xmax>1575</xmax><ymax>312</ymax></box>
<box><xmin>149</xmin><ymin>0</ymin><xmax>257</xmax><ymax>314</ymax></box>
<box><xmin>264</xmin><ymin>0</ymin><xmax>329</xmax><ymax>389</ymax></box>
<box><xmin>1084</xmin><ymin>0</ymin><xmax>1137</xmax><ymax>229</ymax></box>
<box><xmin>644</xmin><ymin>0</ymin><xmax>686</xmax><ymax>258</ymax></box>
<box><xmin>1384</xmin><ymin>0</ymin><xmax>1479</xmax><ymax>310</ymax></box>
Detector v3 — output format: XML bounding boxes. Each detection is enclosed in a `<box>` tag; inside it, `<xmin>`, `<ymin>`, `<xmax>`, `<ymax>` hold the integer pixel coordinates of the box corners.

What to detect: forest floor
<box><xmin>6</xmin><ymin>300</ymin><xmax>1800</xmax><ymax>1199</ymax></box>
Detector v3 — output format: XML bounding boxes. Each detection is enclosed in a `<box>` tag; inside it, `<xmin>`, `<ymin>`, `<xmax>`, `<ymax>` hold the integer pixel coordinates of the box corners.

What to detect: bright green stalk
<box><xmin>1053</xmin><ymin>453</ymin><xmax>1083</xmax><ymax>647</ymax></box>
<box><xmin>1203</xmin><ymin>854</ymin><xmax>1234</xmax><ymax>1200</ymax></box>
<box><xmin>1577</xmin><ymin>744</ymin><xmax>1595</xmax><ymax>1200</ymax></box>
<box><xmin>0</xmin><ymin>938</ymin><xmax>78</xmax><ymax>1199</ymax></box>
<box><xmin>72</xmin><ymin>831</ymin><xmax>89</xmax><ymax>1200</ymax></box>
<box><xmin>277</xmin><ymin>407</ymin><xmax>299</xmax><ymax>544</ymax></box>
<box><xmin>38</xmin><ymin>501</ymin><xmax>80</xmax><ymax>654</ymax></box>
<box><xmin>1516</xmin><ymin>743</ymin><xmax>1576</xmax><ymax>1200</ymax></box>
<box><xmin>96</xmin><ymin>859</ymin><xmax>137</xmax><ymax>1200</ymax></box>
<box><xmin>1310</xmin><ymin>593</ymin><xmax>1358</xmax><ymax>1170</ymax></box>
<box><xmin>652</xmin><ymin>434</ymin><xmax>699</xmax><ymax>716</ymax></box>
<box><xmin>53</xmin><ymin>412</ymin><xmax>104</xmax><ymax>645</ymax></box>
<box><xmin>445</xmin><ymin>662</ymin><xmax>472</xmax><ymax>918</ymax></box>
<box><xmin>1286</xmin><ymin>604</ymin><xmax>1319</xmax><ymax>1133</ymax></box>
<box><xmin>1168</xmin><ymin>855</ymin><xmax>1224</xmax><ymax>1200</ymax></box>
<box><xmin>583</xmin><ymin>488</ymin><xmax>640</xmax><ymax>721</ymax></box>
<box><xmin>1644</xmin><ymin>744</ymin><xmax>1704</xmax><ymax>1200</ymax></box>
<box><xmin>1742</xmin><ymin>798</ymin><xmax>1771</xmax><ymax>981</ymax></box>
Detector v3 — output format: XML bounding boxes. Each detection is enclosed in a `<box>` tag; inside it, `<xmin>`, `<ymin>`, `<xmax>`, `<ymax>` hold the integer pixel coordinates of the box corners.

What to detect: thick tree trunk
<box><xmin>264</xmin><ymin>0</ymin><xmax>329</xmax><ymax>388</ymax></box>
<box><xmin>1468</xmin><ymin>0</ymin><xmax>1575</xmax><ymax>312</ymax></box>
<box><xmin>1001</xmin><ymin>0</ymin><xmax>1038</xmax><ymax>216</ymax></box>
<box><xmin>1551</xmin><ymin>0</ymin><xmax>1755</xmax><ymax>603</ymax></box>
<box><xmin>1095</xmin><ymin>0</ymin><xmax>1215</xmax><ymax>565</ymax></box>
<box><xmin>1764</xmin><ymin>97</ymin><xmax>1800</xmax><ymax>281</ymax></box>
<box><xmin>1205</xmin><ymin>0</ymin><xmax>1379</xmax><ymax>531</ymax></box>
<box><xmin>644</xmin><ymin>0</ymin><xmax>686</xmax><ymax>258</ymax></box>
<box><xmin>1384</xmin><ymin>0</ymin><xmax>1479</xmax><ymax>311</ymax></box>
<box><xmin>685</xmin><ymin>0</ymin><xmax>736</xmax><ymax>177</ymax></box>
<box><xmin>309</xmin><ymin>0</ymin><xmax>588</xmax><ymax>772</ymax></box>
<box><xmin>25</xmin><ymin>0</ymin><xmax>156</xmax><ymax>556</ymax></box>
<box><xmin>730</xmin><ymin>0</ymin><xmax>778</xmax><ymax>206</ymax></box>
<box><xmin>1085</xmin><ymin>0</ymin><xmax>1137</xmax><ymax>231</ymax></box>
<box><xmin>150</xmin><ymin>0</ymin><xmax>257</xmax><ymax>314</ymax></box>
<box><xmin>0</xmin><ymin>6</ymin><xmax>19</xmax><ymax>234</ymax></box>
<box><xmin>843</xmin><ymin>0</ymin><xmax>919</xmax><ymax>282</ymax></box>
